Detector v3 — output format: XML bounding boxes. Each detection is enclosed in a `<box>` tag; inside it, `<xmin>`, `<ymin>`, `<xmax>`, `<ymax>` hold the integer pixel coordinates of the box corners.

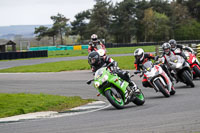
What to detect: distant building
<box><xmin>0</xmin><ymin>40</ymin><xmax>16</xmax><ymax>52</ymax></box>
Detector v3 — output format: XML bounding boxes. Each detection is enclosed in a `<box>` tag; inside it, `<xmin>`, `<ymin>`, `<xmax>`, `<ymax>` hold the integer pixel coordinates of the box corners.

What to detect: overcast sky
<box><xmin>0</xmin><ymin>0</ymin><xmax>122</xmax><ymax>26</ymax></box>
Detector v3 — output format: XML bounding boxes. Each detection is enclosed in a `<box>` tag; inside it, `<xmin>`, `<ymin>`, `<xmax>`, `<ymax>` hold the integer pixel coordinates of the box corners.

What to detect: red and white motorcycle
<box><xmin>137</xmin><ymin>61</ymin><xmax>175</xmax><ymax>97</ymax></box>
<box><xmin>184</xmin><ymin>50</ymin><xmax>200</xmax><ymax>78</ymax></box>
<box><xmin>89</xmin><ymin>44</ymin><xmax>107</xmax><ymax>57</ymax></box>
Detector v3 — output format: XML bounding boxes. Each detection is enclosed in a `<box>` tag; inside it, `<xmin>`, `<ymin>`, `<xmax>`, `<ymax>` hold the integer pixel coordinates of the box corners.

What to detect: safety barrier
<box><xmin>29</xmin><ymin>45</ymin><xmax>89</xmax><ymax>51</ymax></box>
<box><xmin>0</xmin><ymin>50</ymin><xmax>48</xmax><ymax>60</ymax></box>
<box><xmin>197</xmin><ymin>44</ymin><xmax>200</xmax><ymax>58</ymax></box>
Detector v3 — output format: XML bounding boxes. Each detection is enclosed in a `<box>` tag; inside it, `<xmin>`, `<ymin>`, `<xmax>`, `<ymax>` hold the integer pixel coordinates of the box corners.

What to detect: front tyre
<box><xmin>193</xmin><ymin>65</ymin><xmax>200</xmax><ymax>77</ymax></box>
<box><xmin>104</xmin><ymin>89</ymin><xmax>124</xmax><ymax>109</ymax></box>
<box><xmin>182</xmin><ymin>70</ymin><xmax>195</xmax><ymax>87</ymax></box>
<box><xmin>154</xmin><ymin>79</ymin><xmax>170</xmax><ymax>97</ymax></box>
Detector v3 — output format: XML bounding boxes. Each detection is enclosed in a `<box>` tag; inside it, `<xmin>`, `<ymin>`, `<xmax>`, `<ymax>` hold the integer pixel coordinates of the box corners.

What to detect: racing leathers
<box><xmin>159</xmin><ymin>51</ymin><xmax>188</xmax><ymax>82</ymax></box>
<box><xmin>91</xmin><ymin>55</ymin><xmax>134</xmax><ymax>86</ymax></box>
<box><xmin>88</xmin><ymin>41</ymin><xmax>106</xmax><ymax>53</ymax></box>
<box><xmin>134</xmin><ymin>53</ymin><xmax>155</xmax><ymax>87</ymax></box>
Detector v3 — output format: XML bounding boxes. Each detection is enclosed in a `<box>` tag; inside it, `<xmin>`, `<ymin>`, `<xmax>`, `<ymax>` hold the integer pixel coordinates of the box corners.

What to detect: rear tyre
<box><xmin>182</xmin><ymin>70</ymin><xmax>195</xmax><ymax>87</ymax></box>
<box><xmin>154</xmin><ymin>79</ymin><xmax>170</xmax><ymax>97</ymax></box>
<box><xmin>104</xmin><ymin>89</ymin><xmax>124</xmax><ymax>109</ymax></box>
<box><xmin>132</xmin><ymin>89</ymin><xmax>145</xmax><ymax>106</ymax></box>
<box><xmin>193</xmin><ymin>65</ymin><xmax>200</xmax><ymax>77</ymax></box>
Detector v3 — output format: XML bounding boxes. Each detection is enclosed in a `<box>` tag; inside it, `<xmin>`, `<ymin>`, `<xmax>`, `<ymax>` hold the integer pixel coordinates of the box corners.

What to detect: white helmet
<box><xmin>134</xmin><ymin>48</ymin><xmax>144</xmax><ymax>61</ymax></box>
<box><xmin>91</xmin><ymin>34</ymin><xmax>98</xmax><ymax>41</ymax></box>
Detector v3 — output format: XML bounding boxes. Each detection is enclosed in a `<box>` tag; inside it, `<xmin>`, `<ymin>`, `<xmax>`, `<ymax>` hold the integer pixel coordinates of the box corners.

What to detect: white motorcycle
<box><xmin>169</xmin><ymin>55</ymin><xmax>195</xmax><ymax>87</ymax></box>
<box><xmin>136</xmin><ymin>61</ymin><xmax>175</xmax><ymax>97</ymax></box>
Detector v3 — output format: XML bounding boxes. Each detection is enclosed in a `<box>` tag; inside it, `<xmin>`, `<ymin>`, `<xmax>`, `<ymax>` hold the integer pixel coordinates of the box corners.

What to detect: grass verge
<box><xmin>48</xmin><ymin>46</ymin><xmax>155</xmax><ymax>58</ymax></box>
<box><xmin>0</xmin><ymin>56</ymin><xmax>135</xmax><ymax>73</ymax></box>
<box><xmin>0</xmin><ymin>93</ymin><xmax>94</xmax><ymax>118</ymax></box>
<box><xmin>0</xmin><ymin>46</ymin><xmax>155</xmax><ymax>61</ymax></box>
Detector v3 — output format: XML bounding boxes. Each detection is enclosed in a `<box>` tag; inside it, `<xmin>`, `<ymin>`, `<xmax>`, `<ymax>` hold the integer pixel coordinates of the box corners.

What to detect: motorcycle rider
<box><xmin>134</xmin><ymin>48</ymin><xmax>174</xmax><ymax>87</ymax></box>
<box><xmin>169</xmin><ymin>39</ymin><xmax>196</xmax><ymax>55</ymax></box>
<box><xmin>88</xmin><ymin>34</ymin><xmax>106</xmax><ymax>53</ymax></box>
<box><xmin>169</xmin><ymin>39</ymin><xmax>200</xmax><ymax>66</ymax></box>
<box><xmin>159</xmin><ymin>42</ymin><xmax>191</xmax><ymax>83</ymax></box>
<box><xmin>88</xmin><ymin>51</ymin><xmax>135</xmax><ymax>88</ymax></box>
<box><xmin>134</xmin><ymin>48</ymin><xmax>157</xmax><ymax>87</ymax></box>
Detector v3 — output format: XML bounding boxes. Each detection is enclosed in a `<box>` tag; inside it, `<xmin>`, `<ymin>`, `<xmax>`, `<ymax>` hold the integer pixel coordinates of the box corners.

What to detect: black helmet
<box><xmin>88</xmin><ymin>51</ymin><xmax>100</xmax><ymax>65</ymax></box>
<box><xmin>169</xmin><ymin>39</ymin><xmax>177</xmax><ymax>51</ymax></box>
<box><xmin>162</xmin><ymin>42</ymin><xmax>171</xmax><ymax>55</ymax></box>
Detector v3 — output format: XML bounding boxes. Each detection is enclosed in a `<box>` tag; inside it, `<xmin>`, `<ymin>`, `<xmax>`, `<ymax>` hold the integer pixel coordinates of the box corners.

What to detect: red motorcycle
<box><xmin>184</xmin><ymin>50</ymin><xmax>200</xmax><ymax>78</ymax></box>
<box><xmin>88</xmin><ymin>44</ymin><xmax>107</xmax><ymax>57</ymax></box>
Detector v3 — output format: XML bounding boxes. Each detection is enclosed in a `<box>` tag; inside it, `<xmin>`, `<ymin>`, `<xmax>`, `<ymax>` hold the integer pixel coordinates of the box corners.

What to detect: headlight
<box><xmin>147</xmin><ymin>67</ymin><xmax>151</xmax><ymax>71</ymax></box>
<box><xmin>101</xmin><ymin>75</ymin><xmax>108</xmax><ymax>82</ymax></box>
<box><xmin>94</xmin><ymin>81</ymin><xmax>100</xmax><ymax>88</ymax></box>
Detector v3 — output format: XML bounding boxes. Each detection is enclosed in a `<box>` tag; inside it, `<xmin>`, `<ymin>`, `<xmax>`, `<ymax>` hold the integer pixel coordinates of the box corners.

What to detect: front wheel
<box><xmin>104</xmin><ymin>89</ymin><xmax>124</xmax><ymax>109</ymax></box>
<box><xmin>193</xmin><ymin>65</ymin><xmax>200</xmax><ymax>77</ymax></box>
<box><xmin>182</xmin><ymin>70</ymin><xmax>195</xmax><ymax>87</ymax></box>
<box><xmin>154</xmin><ymin>79</ymin><xmax>170</xmax><ymax>97</ymax></box>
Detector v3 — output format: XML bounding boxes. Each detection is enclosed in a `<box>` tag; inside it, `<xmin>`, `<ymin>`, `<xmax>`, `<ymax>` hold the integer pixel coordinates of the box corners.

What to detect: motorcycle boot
<box><xmin>170</xmin><ymin>86</ymin><xmax>176</xmax><ymax>95</ymax></box>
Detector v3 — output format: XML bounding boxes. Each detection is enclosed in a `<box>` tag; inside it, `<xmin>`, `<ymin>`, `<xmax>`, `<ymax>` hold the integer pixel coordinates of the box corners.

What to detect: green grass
<box><xmin>0</xmin><ymin>46</ymin><xmax>155</xmax><ymax>61</ymax></box>
<box><xmin>0</xmin><ymin>56</ymin><xmax>136</xmax><ymax>73</ymax></box>
<box><xmin>106</xmin><ymin>46</ymin><xmax>155</xmax><ymax>55</ymax></box>
<box><xmin>0</xmin><ymin>93</ymin><xmax>94</xmax><ymax>118</ymax></box>
<box><xmin>47</xmin><ymin>46</ymin><xmax>156</xmax><ymax>58</ymax></box>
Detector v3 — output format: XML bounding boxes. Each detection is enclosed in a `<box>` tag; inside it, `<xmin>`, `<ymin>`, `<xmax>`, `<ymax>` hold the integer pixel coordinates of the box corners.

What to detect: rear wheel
<box><xmin>193</xmin><ymin>65</ymin><xmax>200</xmax><ymax>77</ymax></box>
<box><xmin>182</xmin><ymin>70</ymin><xmax>195</xmax><ymax>87</ymax></box>
<box><xmin>154</xmin><ymin>79</ymin><xmax>170</xmax><ymax>97</ymax></box>
<box><xmin>104</xmin><ymin>89</ymin><xmax>124</xmax><ymax>109</ymax></box>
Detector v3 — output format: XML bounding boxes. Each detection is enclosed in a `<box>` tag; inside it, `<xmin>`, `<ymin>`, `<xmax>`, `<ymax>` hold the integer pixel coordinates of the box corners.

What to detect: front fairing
<box><xmin>169</xmin><ymin>55</ymin><xmax>184</xmax><ymax>70</ymax></box>
<box><xmin>143</xmin><ymin>61</ymin><xmax>162</xmax><ymax>80</ymax></box>
<box><xmin>184</xmin><ymin>51</ymin><xmax>196</xmax><ymax>64</ymax></box>
<box><xmin>143</xmin><ymin>62</ymin><xmax>172</xmax><ymax>90</ymax></box>
<box><xmin>93</xmin><ymin>67</ymin><xmax>128</xmax><ymax>96</ymax></box>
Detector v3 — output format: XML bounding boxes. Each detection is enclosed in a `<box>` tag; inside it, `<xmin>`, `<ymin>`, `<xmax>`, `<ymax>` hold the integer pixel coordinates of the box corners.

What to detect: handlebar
<box><xmin>86</xmin><ymin>79</ymin><xmax>94</xmax><ymax>85</ymax></box>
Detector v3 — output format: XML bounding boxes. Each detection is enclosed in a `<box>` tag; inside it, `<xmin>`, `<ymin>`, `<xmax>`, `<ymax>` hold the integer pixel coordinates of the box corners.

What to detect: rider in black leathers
<box><xmin>88</xmin><ymin>51</ymin><xmax>134</xmax><ymax>87</ymax></box>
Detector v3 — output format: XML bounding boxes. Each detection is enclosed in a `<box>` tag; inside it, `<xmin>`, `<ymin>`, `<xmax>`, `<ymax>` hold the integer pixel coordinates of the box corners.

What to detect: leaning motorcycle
<box><xmin>90</xmin><ymin>44</ymin><xmax>107</xmax><ymax>57</ymax></box>
<box><xmin>169</xmin><ymin>55</ymin><xmax>195</xmax><ymax>87</ymax></box>
<box><xmin>87</xmin><ymin>64</ymin><xmax>145</xmax><ymax>109</ymax></box>
<box><xmin>136</xmin><ymin>61</ymin><xmax>175</xmax><ymax>97</ymax></box>
<box><xmin>184</xmin><ymin>50</ymin><xmax>200</xmax><ymax>78</ymax></box>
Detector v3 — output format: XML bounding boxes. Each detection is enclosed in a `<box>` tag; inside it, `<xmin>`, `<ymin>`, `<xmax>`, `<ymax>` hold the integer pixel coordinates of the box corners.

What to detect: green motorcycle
<box><xmin>87</xmin><ymin>65</ymin><xmax>145</xmax><ymax>109</ymax></box>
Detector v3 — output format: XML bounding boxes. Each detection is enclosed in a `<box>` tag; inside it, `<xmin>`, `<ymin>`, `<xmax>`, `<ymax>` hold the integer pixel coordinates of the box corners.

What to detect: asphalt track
<box><xmin>0</xmin><ymin>55</ymin><xmax>200</xmax><ymax>133</ymax></box>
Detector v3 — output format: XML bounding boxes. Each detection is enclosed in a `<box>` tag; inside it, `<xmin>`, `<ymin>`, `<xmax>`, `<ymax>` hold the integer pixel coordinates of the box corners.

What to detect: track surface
<box><xmin>0</xmin><ymin>70</ymin><xmax>200</xmax><ymax>133</ymax></box>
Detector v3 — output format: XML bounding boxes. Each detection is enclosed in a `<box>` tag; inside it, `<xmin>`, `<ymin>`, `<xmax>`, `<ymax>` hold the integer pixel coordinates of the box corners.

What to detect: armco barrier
<box><xmin>82</xmin><ymin>45</ymin><xmax>89</xmax><ymax>49</ymax></box>
<box><xmin>197</xmin><ymin>44</ymin><xmax>200</xmax><ymax>58</ymax></box>
<box><xmin>29</xmin><ymin>45</ymin><xmax>88</xmax><ymax>51</ymax></box>
<box><xmin>0</xmin><ymin>50</ymin><xmax>48</xmax><ymax>60</ymax></box>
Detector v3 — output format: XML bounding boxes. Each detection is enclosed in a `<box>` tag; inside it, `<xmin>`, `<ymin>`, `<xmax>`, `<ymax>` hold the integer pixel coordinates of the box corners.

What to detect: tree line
<box><xmin>34</xmin><ymin>0</ymin><xmax>200</xmax><ymax>45</ymax></box>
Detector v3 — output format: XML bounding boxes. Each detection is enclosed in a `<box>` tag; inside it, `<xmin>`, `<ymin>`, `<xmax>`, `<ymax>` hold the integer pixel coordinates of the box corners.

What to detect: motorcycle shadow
<box><xmin>104</xmin><ymin>104</ymin><xmax>142</xmax><ymax>111</ymax></box>
<box><xmin>174</xmin><ymin>84</ymin><xmax>194</xmax><ymax>89</ymax></box>
<box><xmin>145</xmin><ymin>95</ymin><xmax>168</xmax><ymax>100</ymax></box>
